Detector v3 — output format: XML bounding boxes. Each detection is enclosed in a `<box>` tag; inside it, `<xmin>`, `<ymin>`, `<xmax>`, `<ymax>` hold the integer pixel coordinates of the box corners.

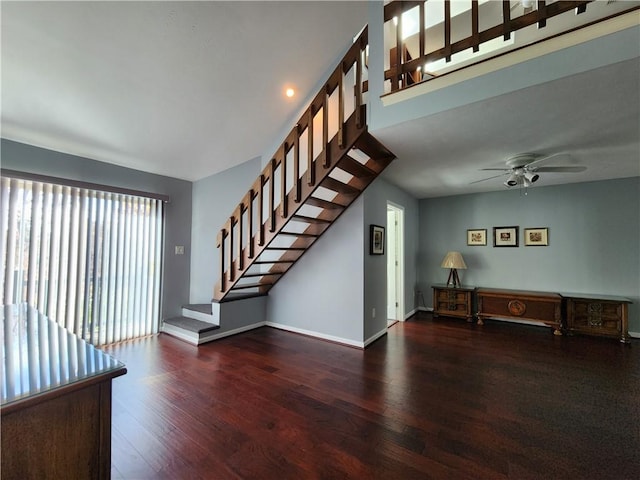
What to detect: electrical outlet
<box><xmin>175</xmin><ymin>245</ymin><xmax>185</xmax><ymax>255</ymax></box>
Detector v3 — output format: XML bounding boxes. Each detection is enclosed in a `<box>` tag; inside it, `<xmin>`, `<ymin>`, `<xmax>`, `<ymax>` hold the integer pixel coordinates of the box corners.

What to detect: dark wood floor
<box><xmin>106</xmin><ymin>314</ymin><xmax>640</xmax><ymax>479</ymax></box>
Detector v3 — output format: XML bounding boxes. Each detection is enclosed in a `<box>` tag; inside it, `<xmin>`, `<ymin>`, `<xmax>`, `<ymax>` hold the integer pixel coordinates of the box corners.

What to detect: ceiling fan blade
<box><xmin>470</xmin><ymin>173</ymin><xmax>508</xmax><ymax>184</ymax></box>
<box><xmin>527</xmin><ymin>153</ymin><xmax>572</xmax><ymax>168</ymax></box>
<box><xmin>534</xmin><ymin>166</ymin><xmax>587</xmax><ymax>173</ymax></box>
<box><xmin>480</xmin><ymin>168</ymin><xmax>510</xmax><ymax>171</ymax></box>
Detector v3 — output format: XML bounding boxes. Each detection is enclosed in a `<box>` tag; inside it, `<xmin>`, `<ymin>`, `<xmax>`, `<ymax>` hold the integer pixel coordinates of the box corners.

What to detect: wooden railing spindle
<box><xmin>228</xmin><ymin>217</ymin><xmax>235</xmax><ymax>282</ymax></box>
<box><xmin>247</xmin><ymin>191</ymin><xmax>254</xmax><ymax>258</ymax></box>
<box><xmin>322</xmin><ymin>92</ymin><xmax>329</xmax><ymax>168</ymax></box>
<box><xmin>502</xmin><ymin>0</ymin><xmax>512</xmax><ymax>41</ymax></box>
<box><xmin>338</xmin><ymin>65</ymin><xmax>345</xmax><ymax>149</ymax></box>
<box><xmin>538</xmin><ymin>1</ymin><xmax>547</xmax><ymax>28</ymax></box>
<box><xmin>218</xmin><ymin>229</ymin><xmax>226</xmax><ymax>292</ymax></box>
<box><xmin>294</xmin><ymin>126</ymin><xmax>301</xmax><ymax>202</ymax></box>
<box><xmin>444</xmin><ymin>1</ymin><xmax>452</xmax><ymax>62</ymax></box>
<box><xmin>394</xmin><ymin>11</ymin><xmax>402</xmax><ymax>90</ymax></box>
<box><xmin>307</xmin><ymin>109</ymin><xmax>315</xmax><ymax>186</ymax></box>
<box><xmin>355</xmin><ymin>48</ymin><xmax>363</xmax><ymax>129</ymax></box>
<box><xmin>237</xmin><ymin>208</ymin><xmax>243</xmax><ymax>271</ymax></box>
<box><xmin>269</xmin><ymin>159</ymin><xmax>275</xmax><ymax>232</ymax></box>
<box><xmin>258</xmin><ymin>175</ymin><xmax>265</xmax><ymax>246</ymax></box>
<box><xmin>280</xmin><ymin>146</ymin><xmax>288</xmax><ymax>218</ymax></box>
<box><xmin>472</xmin><ymin>0</ymin><xmax>480</xmax><ymax>53</ymax></box>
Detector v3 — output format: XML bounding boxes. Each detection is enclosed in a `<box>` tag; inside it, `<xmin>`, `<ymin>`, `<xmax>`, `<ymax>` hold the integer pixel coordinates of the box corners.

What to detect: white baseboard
<box><xmin>628</xmin><ymin>331</ymin><xmax>639</xmax><ymax>339</ymax></box>
<box><xmin>161</xmin><ymin>324</ymin><xmax>199</xmax><ymax>345</ymax></box>
<box><xmin>404</xmin><ymin>308</ymin><xmax>418</xmax><ymax>320</ymax></box>
<box><xmin>198</xmin><ymin>321</ymin><xmax>267</xmax><ymax>344</ymax></box>
<box><xmin>266</xmin><ymin>321</ymin><xmax>365</xmax><ymax>348</ymax></box>
<box><xmin>364</xmin><ymin>327</ymin><xmax>388</xmax><ymax>347</ymax></box>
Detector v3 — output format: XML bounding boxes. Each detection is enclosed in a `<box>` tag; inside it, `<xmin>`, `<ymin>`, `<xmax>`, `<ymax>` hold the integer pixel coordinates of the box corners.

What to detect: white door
<box><xmin>387</xmin><ymin>203</ymin><xmax>404</xmax><ymax>322</ymax></box>
<box><xmin>387</xmin><ymin>208</ymin><xmax>397</xmax><ymax>319</ymax></box>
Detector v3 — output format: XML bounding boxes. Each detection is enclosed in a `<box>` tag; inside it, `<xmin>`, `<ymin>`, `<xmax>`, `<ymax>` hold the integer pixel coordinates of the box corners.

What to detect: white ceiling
<box><xmin>1</xmin><ymin>1</ymin><xmax>368</xmax><ymax>181</ymax></box>
<box><xmin>2</xmin><ymin>1</ymin><xmax>639</xmax><ymax>198</ymax></box>
<box><xmin>376</xmin><ymin>57</ymin><xmax>640</xmax><ymax>198</ymax></box>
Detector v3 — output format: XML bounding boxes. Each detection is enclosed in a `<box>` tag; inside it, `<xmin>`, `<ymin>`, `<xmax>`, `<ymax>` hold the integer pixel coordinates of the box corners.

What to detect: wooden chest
<box><xmin>476</xmin><ymin>288</ymin><xmax>562</xmax><ymax>335</ymax></box>
<box><xmin>565</xmin><ymin>294</ymin><xmax>631</xmax><ymax>343</ymax></box>
<box><xmin>432</xmin><ymin>285</ymin><xmax>475</xmax><ymax>322</ymax></box>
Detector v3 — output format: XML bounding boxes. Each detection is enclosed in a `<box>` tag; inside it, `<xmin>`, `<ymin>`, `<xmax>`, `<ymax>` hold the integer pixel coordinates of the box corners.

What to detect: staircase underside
<box><xmin>215</xmin><ymin>122</ymin><xmax>395</xmax><ymax>301</ymax></box>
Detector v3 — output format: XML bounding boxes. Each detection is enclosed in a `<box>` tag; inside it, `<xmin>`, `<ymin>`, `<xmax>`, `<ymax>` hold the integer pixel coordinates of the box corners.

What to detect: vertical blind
<box><xmin>0</xmin><ymin>175</ymin><xmax>164</xmax><ymax>346</ymax></box>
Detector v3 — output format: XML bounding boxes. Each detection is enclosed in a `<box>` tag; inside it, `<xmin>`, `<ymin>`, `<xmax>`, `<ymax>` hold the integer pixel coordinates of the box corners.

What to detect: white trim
<box><xmin>404</xmin><ymin>308</ymin><xmax>418</xmax><ymax>320</ymax></box>
<box><xmin>160</xmin><ymin>323</ymin><xmax>199</xmax><ymax>345</ymax></box>
<box><xmin>382</xmin><ymin>11</ymin><xmax>640</xmax><ymax>107</ymax></box>
<box><xmin>628</xmin><ymin>331</ymin><xmax>640</xmax><ymax>339</ymax></box>
<box><xmin>197</xmin><ymin>321</ymin><xmax>267</xmax><ymax>344</ymax></box>
<box><xmin>266</xmin><ymin>321</ymin><xmax>365</xmax><ymax>348</ymax></box>
<box><xmin>181</xmin><ymin>306</ymin><xmax>219</xmax><ymax>325</ymax></box>
<box><xmin>364</xmin><ymin>327</ymin><xmax>388</xmax><ymax>347</ymax></box>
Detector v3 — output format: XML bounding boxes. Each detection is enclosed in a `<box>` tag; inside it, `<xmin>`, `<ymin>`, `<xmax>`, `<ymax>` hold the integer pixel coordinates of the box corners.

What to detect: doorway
<box><xmin>386</xmin><ymin>203</ymin><xmax>404</xmax><ymax>325</ymax></box>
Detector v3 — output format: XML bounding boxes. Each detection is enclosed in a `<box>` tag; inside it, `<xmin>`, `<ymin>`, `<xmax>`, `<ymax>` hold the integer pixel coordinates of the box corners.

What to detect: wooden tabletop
<box><xmin>1</xmin><ymin>304</ymin><xmax>126</xmax><ymax>413</ymax></box>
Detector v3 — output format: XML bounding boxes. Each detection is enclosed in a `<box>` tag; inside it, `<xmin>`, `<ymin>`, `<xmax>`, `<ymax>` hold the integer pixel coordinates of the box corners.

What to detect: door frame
<box><xmin>386</xmin><ymin>202</ymin><xmax>405</xmax><ymax>322</ymax></box>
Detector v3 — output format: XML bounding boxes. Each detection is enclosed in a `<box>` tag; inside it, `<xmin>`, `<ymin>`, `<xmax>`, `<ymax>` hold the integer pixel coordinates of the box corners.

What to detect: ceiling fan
<box><xmin>471</xmin><ymin>153</ymin><xmax>587</xmax><ymax>188</ymax></box>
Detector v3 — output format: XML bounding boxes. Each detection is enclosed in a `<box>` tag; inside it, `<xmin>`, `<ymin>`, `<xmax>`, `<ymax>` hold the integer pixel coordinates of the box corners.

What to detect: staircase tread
<box><xmin>217</xmin><ymin>292</ymin><xmax>268</xmax><ymax>303</ymax></box>
<box><xmin>292</xmin><ymin>215</ymin><xmax>331</xmax><ymax>224</ymax></box>
<box><xmin>164</xmin><ymin>316</ymin><xmax>219</xmax><ymax>333</ymax></box>
<box><xmin>182</xmin><ymin>303</ymin><xmax>212</xmax><ymax>315</ymax></box>
<box><xmin>242</xmin><ymin>272</ymin><xmax>283</xmax><ymax>278</ymax></box>
<box><xmin>305</xmin><ymin>196</ymin><xmax>346</xmax><ymax>210</ymax></box>
<box><xmin>230</xmin><ymin>282</ymin><xmax>274</xmax><ymax>290</ymax></box>
<box><xmin>338</xmin><ymin>155</ymin><xmax>376</xmax><ymax>178</ymax></box>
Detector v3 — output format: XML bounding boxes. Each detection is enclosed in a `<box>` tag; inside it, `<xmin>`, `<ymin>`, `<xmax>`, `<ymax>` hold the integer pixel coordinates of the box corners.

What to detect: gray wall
<box><xmin>363</xmin><ymin>177</ymin><xmax>419</xmax><ymax>341</ymax></box>
<box><xmin>266</xmin><ymin>197</ymin><xmax>365</xmax><ymax>345</ymax></box>
<box><xmin>190</xmin><ymin>156</ymin><xmax>261</xmax><ymax>302</ymax></box>
<box><xmin>0</xmin><ymin>139</ymin><xmax>193</xmax><ymax>320</ymax></box>
<box><xmin>418</xmin><ymin>177</ymin><xmax>640</xmax><ymax>333</ymax></box>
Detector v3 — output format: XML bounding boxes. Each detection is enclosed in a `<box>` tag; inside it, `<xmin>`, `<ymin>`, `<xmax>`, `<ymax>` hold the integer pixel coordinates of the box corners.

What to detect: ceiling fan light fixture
<box><xmin>505</xmin><ymin>172</ymin><xmax>519</xmax><ymax>187</ymax></box>
<box><xmin>524</xmin><ymin>171</ymin><xmax>539</xmax><ymax>183</ymax></box>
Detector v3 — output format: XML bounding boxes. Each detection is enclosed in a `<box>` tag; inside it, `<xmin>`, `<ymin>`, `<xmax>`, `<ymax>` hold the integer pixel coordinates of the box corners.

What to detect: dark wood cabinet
<box><xmin>476</xmin><ymin>288</ymin><xmax>563</xmax><ymax>335</ymax></box>
<box><xmin>432</xmin><ymin>285</ymin><xmax>475</xmax><ymax>322</ymax></box>
<box><xmin>1</xmin><ymin>305</ymin><xmax>127</xmax><ymax>480</ymax></box>
<box><xmin>565</xmin><ymin>294</ymin><xmax>631</xmax><ymax>343</ymax></box>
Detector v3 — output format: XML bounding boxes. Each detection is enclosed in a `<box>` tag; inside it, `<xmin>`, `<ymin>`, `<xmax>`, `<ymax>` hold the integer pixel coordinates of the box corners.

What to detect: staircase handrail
<box><xmin>215</xmin><ymin>27</ymin><xmax>369</xmax><ymax>299</ymax></box>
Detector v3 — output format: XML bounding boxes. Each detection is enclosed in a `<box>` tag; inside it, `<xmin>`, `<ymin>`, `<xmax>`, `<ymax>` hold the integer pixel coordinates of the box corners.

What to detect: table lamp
<box><xmin>441</xmin><ymin>251</ymin><xmax>467</xmax><ymax>287</ymax></box>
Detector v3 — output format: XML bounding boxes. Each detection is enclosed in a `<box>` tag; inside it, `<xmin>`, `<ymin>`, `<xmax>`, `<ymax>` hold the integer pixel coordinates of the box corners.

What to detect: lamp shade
<box><xmin>440</xmin><ymin>251</ymin><xmax>467</xmax><ymax>269</ymax></box>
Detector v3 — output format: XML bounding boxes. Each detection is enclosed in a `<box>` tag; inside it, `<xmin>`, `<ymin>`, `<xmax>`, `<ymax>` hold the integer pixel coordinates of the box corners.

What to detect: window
<box><xmin>1</xmin><ymin>174</ymin><xmax>164</xmax><ymax>345</ymax></box>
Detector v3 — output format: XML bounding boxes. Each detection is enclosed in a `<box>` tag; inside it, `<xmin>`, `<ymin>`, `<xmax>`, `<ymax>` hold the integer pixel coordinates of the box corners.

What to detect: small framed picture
<box><xmin>467</xmin><ymin>229</ymin><xmax>487</xmax><ymax>246</ymax></box>
<box><xmin>524</xmin><ymin>227</ymin><xmax>549</xmax><ymax>246</ymax></box>
<box><xmin>370</xmin><ymin>224</ymin><xmax>385</xmax><ymax>255</ymax></box>
<box><xmin>493</xmin><ymin>226</ymin><xmax>519</xmax><ymax>247</ymax></box>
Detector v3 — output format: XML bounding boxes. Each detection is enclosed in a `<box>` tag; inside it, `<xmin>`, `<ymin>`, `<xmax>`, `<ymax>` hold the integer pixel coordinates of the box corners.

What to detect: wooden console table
<box><xmin>564</xmin><ymin>293</ymin><xmax>631</xmax><ymax>343</ymax></box>
<box><xmin>432</xmin><ymin>284</ymin><xmax>475</xmax><ymax>322</ymax></box>
<box><xmin>1</xmin><ymin>304</ymin><xmax>127</xmax><ymax>479</ymax></box>
<box><xmin>476</xmin><ymin>288</ymin><xmax>563</xmax><ymax>335</ymax></box>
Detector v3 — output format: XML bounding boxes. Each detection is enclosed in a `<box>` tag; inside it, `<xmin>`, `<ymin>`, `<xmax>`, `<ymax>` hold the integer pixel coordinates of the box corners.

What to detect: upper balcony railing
<box><xmin>384</xmin><ymin>0</ymin><xmax>640</xmax><ymax>93</ymax></box>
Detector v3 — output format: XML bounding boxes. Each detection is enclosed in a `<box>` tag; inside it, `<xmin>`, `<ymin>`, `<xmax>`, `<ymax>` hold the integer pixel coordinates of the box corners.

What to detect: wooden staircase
<box><xmin>214</xmin><ymin>26</ymin><xmax>395</xmax><ymax>302</ymax></box>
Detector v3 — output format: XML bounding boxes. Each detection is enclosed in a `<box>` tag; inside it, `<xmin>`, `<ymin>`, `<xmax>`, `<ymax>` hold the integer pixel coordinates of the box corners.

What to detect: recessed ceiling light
<box><xmin>285</xmin><ymin>88</ymin><xmax>295</xmax><ymax>98</ymax></box>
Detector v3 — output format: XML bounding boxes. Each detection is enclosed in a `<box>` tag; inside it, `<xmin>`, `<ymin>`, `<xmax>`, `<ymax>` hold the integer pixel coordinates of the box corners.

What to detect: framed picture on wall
<box><xmin>467</xmin><ymin>229</ymin><xmax>487</xmax><ymax>246</ymax></box>
<box><xmin>370</xmin><ymin>225</ymin><xmax>385</xmax><ymax>255</ymax></box>
<box><xmin>524</xmin><ymin>227</ymin><xmax>549</xmax><ymax>246</ymax></box>
<box><xmin>493</xmin><ymin>226</ymin><xmax>519</xmax><ymax>247</ymax></box>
